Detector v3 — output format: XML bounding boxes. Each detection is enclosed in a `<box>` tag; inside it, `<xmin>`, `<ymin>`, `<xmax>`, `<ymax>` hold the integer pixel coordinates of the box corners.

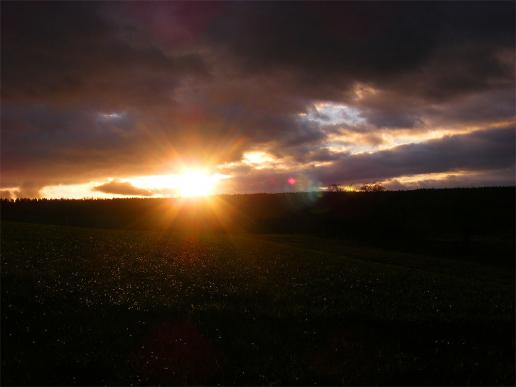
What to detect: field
<box><xmin>1</xmin><ymin>189</ymin><xmax>514</xmax><ymax>385</ymax></box>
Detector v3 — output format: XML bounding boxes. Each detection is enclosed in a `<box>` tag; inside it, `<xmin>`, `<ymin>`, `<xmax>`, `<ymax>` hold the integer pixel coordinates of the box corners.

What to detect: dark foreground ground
<box><xmin>1</xmin><ymin>189</ymin><xmax>514</xmax><ymax>385</ymax></box>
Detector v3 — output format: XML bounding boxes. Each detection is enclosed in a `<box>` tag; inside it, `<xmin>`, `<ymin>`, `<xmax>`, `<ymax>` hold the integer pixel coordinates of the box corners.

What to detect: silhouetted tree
<box><xmin>327</xmin><ymin>184</ymin><xmax>343</xmax><ymax>192</ymax></box>
<box><xmin>359</xmin><ymin>183</ymin><xmax>385</xmax><ymax>192</ymax></box>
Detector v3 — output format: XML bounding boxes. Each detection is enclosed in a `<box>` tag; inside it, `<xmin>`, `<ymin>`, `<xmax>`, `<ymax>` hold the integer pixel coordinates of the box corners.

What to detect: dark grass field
<box><xmin>1</xmin><ymin>189</ymin><xmax>515</xmax><ymax>385</ymax></box>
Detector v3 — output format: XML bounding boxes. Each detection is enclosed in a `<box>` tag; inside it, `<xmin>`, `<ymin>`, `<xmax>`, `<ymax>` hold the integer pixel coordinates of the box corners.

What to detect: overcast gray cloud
<box><xmin>1</xmin><ymin>1</ymin><xmax>514</xmax><ymax>196</ymax></box>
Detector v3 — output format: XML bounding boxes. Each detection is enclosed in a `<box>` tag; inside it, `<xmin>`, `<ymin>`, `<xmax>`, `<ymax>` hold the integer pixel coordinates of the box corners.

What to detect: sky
<box><xmin>1</xmin><ymin>1</ymin><xmax>515</xmax><ymax>198</ymax></box>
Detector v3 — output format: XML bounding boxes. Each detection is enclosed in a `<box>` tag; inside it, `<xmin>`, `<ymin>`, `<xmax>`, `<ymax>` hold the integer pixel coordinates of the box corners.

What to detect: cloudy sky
<box><xmin>1</xmin><ymin>1</ymin><xmax>514</xmax><ymax>198</ymax></box>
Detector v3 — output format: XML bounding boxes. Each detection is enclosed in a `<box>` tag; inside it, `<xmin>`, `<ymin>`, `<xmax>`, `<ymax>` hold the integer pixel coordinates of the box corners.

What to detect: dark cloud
<box><xmin>1</xmin><ymin>105</ymin><xmax>147</xmax><ymax>187</ymax></box>
<box><xmin>1</xmin><ymin>2</ymin><xmax>514</xmax><ymax>194</ymax></box>
<box><xmin>204</xmin><ymin>2</ymin><xmax>513</xmax><ymax>97</ymax></box>
<box><xmin>318</xmin><ymin>126</ymin><xmax>516</xmax><ymax>185</ymax></box>
<box><xmin>224</xmin><ymin>126</ymin><xmax>515</xmax><ymax>193</ymax></box>
<box><xmin>93</xmin><ymin>180</ymin><xmax>153</xmax><ymax>196</ymax></box>
<box><xmin>1</xmin><ymin>2</ymin><xmax>208</xmax><ymax>109</ymax></box>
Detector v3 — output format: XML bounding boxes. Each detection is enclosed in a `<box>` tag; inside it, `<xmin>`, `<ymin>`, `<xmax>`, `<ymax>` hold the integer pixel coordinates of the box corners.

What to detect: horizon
<box><xmin>1</xmin><ymin>1</ymin><xmax>515</xmax><ymax>199</ymax></box>
<box><xmin>2</xmin><ymin>185</ymin><xmax>514</xmax><ymax>202</ymax></box>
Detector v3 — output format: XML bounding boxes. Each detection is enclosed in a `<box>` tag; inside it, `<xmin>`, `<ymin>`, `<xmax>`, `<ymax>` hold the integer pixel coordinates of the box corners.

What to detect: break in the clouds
<box><xmin>1</xmin><ymin>1</ymin><xmax>514</xmax><ymax>197</ymax></box>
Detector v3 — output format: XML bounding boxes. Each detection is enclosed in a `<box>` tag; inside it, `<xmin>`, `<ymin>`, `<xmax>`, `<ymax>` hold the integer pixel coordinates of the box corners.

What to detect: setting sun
<box><xmin>176</xmin><ymin>170</ymin><xmax>221</xmax><ymax>198</ymax></box>
<box><xmin>122</xmin><ymin>170</ymin><xmax>227</xmax><ymax>198</ymax></box>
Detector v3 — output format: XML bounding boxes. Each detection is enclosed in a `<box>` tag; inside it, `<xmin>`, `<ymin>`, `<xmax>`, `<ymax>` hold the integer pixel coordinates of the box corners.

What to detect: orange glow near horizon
<box><xmin>29</xmin><ymin>170</ymin><xmax>229</xmax><ymax>199</ymax></box>
<box><xmin>128</xmin><ymin>169</ymin><xmax>227</xmax><ymax>198</ymax></box>
<box><xmin>175</xmin><ymin>170</ymin><xmax>220</xmax><ymax>198</ymax></box>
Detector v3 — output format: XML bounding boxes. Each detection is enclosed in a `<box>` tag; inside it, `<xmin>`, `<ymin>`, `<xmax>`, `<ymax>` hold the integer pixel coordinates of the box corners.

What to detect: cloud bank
<box><xmin>1</xmin><ymin>1</ymin><xmax>514</xmax><ymax>197</ymax></box>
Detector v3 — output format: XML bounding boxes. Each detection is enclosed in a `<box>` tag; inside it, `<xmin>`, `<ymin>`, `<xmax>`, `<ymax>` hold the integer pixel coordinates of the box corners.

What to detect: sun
<box><xmin>125</xmin><ymin>169</ymin><xmax>227</xmax><ymax>198</ymax></box>
<box><xmin>176</xmin><ymin>170</ymin><xmax>220</xmax><ymax>198</ymax></box>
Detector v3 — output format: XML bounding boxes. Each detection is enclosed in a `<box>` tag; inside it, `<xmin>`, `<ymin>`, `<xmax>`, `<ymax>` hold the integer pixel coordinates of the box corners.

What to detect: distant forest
<box><xmin>2</xmin><ymin>187</ymin><xmax>514</xmax><ymax>267</ymax></box>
